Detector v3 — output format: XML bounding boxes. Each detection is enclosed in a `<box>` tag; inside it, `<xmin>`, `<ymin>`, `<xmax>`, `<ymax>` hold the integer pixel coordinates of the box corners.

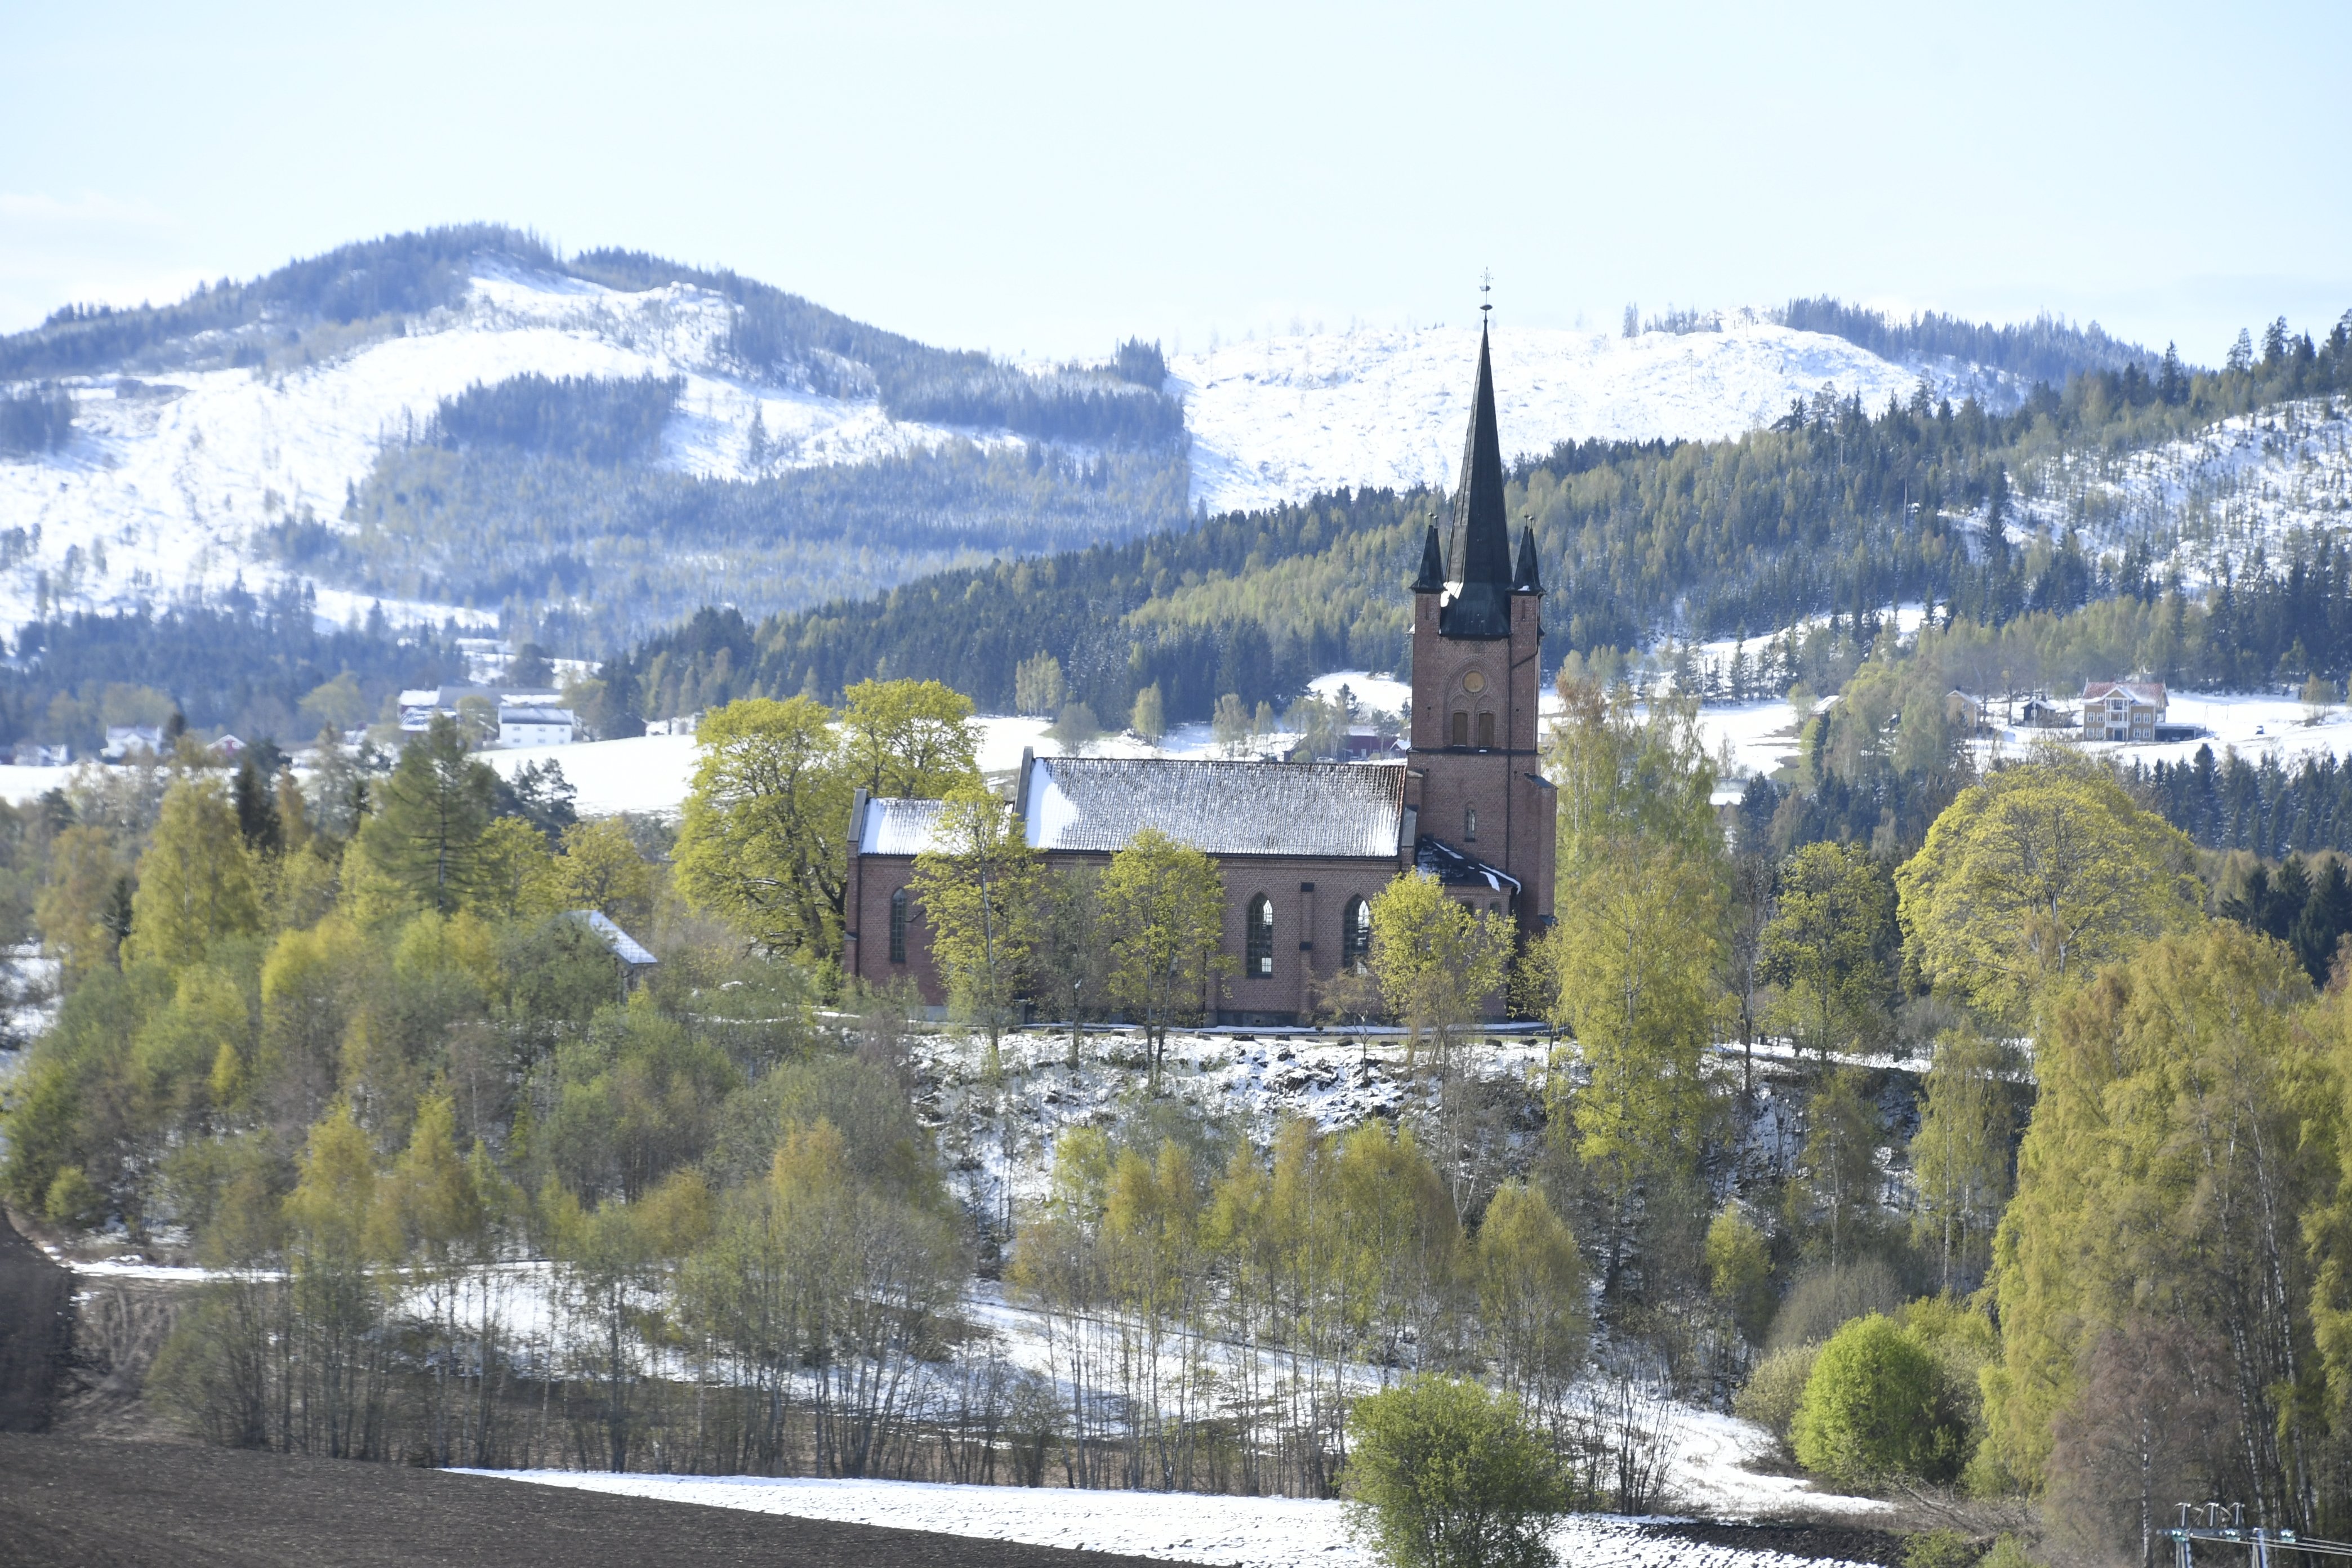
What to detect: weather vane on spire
<box><xmin>1480</xmin><ymin>269</ymin><xmax>1493</xmax><ymax>321</ymax></box>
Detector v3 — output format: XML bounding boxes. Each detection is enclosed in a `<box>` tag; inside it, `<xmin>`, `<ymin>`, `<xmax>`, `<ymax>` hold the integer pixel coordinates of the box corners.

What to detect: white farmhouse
<box><xmin>498</xmin><ymin>705</ymin><xmax>577</xmax><ymax>747</ymax></box>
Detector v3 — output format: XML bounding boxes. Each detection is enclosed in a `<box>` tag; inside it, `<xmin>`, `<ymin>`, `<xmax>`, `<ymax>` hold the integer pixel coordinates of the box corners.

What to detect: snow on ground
<box><xmin>466</xmin><ymin>1469</ymin><xmax>1883</xmax><ymax>1567</ymax></box>
<box><xmin>1171</xmin><ymin>321</ymin><xmax>2010</xmax><ymax>516</ymax></box>
<box><xmin>0</xmin><ymin>763</ymin><xmax>81</xmax><ymax>805</ymax></box>
<box><xmin>1306</xmin><ymin>670</ymin><xmax>1411</xmax><ymax>717</ymax></box>
<box><xmin>1683</xmin><ymin>687</ymin><xmax>2352</xmax><ymax>787</ymax></box>
<box><xmin>480</xmin><ymin>734</ymin><xmax>701</xmax><ymax>818</ymax></box>
<box><xmin>2017</xmin><ymin>395</ymin><xmax>2352</xmax><ymax>590</ymax></box>
<box><xmin>0</xmin><ymin>259</ymin><xmax>1004</xmax><ymax>642</ymax></box>
<box><xmin>39</xmin><ymin>1023</ymin><xmax>1878</xmax><ymax>1528</ymax></box>
<box><xmin>2050</xmin><ymin>688</ymin><xmax>2351</xmax><ymax>771</ymax></box>
<box><xmin>1671</xmin><ymin>1406</ymin><xmax>1886</xmax><ymax>1521</ymax></box>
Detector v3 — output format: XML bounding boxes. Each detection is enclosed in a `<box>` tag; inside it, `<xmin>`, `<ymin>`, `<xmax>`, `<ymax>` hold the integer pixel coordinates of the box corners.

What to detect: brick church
<box><xmin>843</xmin><ymin>325</ymin><xmax>1556</xmax><ymax>1023</ymax></box>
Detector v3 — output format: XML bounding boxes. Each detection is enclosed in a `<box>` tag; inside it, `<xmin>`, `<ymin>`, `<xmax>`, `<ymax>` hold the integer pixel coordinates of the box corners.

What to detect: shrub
<box><xmin>1734</xmin><ymin>1341</ymin><xmax>1819</xmax><ymax>1440</ymax></box>
<box><xmin>1767</xmin><ymin>1257</ymin><xmax>1905</xmax><ymax>1351</ymax></box>
<box><xmin>1345</xmin><ymin>1377</ymin><xmax>1569</xmax><ymax>1568</ymax></box>
<box><xmin>43</xmin><ymin>1165</ymin><xmax>105</xmax><ymax>1229</ymax></box>
<box><xmin>1903</xmin><ymin>1529</ymin><xmax>1984</xmax><ymax>1568</ymax></box>
<box><xmin>1792</xmin><ymin>1313</ymin><xmax>1968</xmax><ymax>1485</ymax></box>
<box><xmin>1979</xmin><ymin>1536</ymin><xmax>2043</xmax><ymax>1568</ymax></box>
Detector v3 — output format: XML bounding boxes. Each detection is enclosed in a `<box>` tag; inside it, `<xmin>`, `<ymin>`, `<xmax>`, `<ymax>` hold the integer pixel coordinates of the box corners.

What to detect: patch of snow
<box><xmin>1306</xmin><ymin>670</ymin><xmax>1411</xmax><ymax>717</ymax></box>
<box><xmin>0</xmin><ymin>763</ymin><xmax>83</xmax><ymax>805</ymax></box>
<box><xmin>480</xmin><ymin>734</ymin><xmax>701</xmax><ymax>819</ymax></box>
<box><xmin>466</xmin><ymin>1470</ymin><xmax>1883</xmax><ymax>1567</ymax></box>
<box><xmin>2018</xmin><ymin>395</ymin><xmax>2352</xmax><ymax>590</ymax></box>
<box><xmin>1173</xmin><ymin>322</ymin><xmax>2004</xmax><ymax>516</ymax></box>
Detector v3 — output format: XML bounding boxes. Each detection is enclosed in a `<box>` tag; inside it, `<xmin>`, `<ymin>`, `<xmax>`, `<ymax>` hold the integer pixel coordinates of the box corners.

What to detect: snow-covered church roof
<box><xmin>1018</xmin><ymin>754</ymin><xmax>1409</xmax><ymax>859</ymax></box>
<box><xmin>852</xmin><ymin>756</ymin><xmax>1413</xmax><ymax>862</ymax></box>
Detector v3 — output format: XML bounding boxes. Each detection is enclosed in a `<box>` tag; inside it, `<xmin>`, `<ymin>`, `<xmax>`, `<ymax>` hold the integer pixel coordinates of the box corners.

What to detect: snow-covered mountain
<box><xmin>0</xmin><ymin>259</ymin><xmax>1012</xmax><ymax>635</ymax></box>
<box><xmin>0</xmin><ymin>233</ymin><xmax>2059</xmax><ymax>647</ymax></box>
<box><xmin>1173</xmin><ymin>319</ymin><xmax>2020</xmax><ymax>516</ymax></box>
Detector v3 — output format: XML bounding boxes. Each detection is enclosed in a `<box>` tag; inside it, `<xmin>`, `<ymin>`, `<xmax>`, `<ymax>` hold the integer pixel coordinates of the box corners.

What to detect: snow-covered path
<box><xmin>463</xmin><ymin>1469</ymin><xmax>1884</xmax><ymax>1568</ymax></box>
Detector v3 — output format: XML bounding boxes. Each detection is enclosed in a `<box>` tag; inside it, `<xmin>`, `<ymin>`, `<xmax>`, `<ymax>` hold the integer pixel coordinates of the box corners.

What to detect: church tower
<box><xmin>1406</xmin><ymin>322</ymin><xmax>1556</xmax><ymax>936</ymax></box>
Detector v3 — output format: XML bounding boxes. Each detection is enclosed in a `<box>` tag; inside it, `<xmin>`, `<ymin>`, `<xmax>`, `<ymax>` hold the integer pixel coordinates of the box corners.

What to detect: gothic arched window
<box><xmin>889</xmin><ymin>886</ymin><xmax>909</xmax><ymax>964</ymax></box>
<box><xmin>1464</xmin><ymin>805</ymin><xmax>1478</xmax><ymax>841</ymax></box>
<box><xmin>1451</xmin><ymin>709</ymin><xmax>1469</xmax><ymax>747</ymax></box>
<box><xmin>1246</xmin><ymin>894</ymin><xmax>1275</xmax><ymax>978</ymax></box>
<box><xmin>1342</xmin><ymin>897</ymin><xmax>1372</xmax><ymax>973</ymax></box>
<box><xmin>1477</xmin><ymin>711</ymin><xmax>1495</xmax><ymax>749</ymax></box>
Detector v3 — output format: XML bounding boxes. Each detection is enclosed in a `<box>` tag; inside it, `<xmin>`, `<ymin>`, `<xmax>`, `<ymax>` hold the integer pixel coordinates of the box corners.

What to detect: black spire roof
<box><xmin>1410</xmin><ymin>523</ymin><xmax>1445</xmax><ymax>593</ymax></box>
<box><xmin>1440</xmin><ymin>324</ymin><xmax>1514</xmax><ymax>638</ymax></box>
<box><xmin>1512</xmin><ymin>525</ymin><xmax>1543</xmax><ymax>594</ymax></box>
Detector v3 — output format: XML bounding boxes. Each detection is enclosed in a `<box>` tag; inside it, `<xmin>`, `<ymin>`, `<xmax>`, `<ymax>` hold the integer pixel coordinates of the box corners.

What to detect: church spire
<box><xmin>1512</xmin><ymin>524</ymin><xmax>1543</xmax><ymax>594</ymax></box>
<box><xmin>1410</xmin><ymin>520</ymin><xmax>1445</xmax><ymax>594</ymax></box>
<box><xmin>1441</xmin><ymin>320</ymin><xmax>1514</xmax><ymax>638</ymax></box>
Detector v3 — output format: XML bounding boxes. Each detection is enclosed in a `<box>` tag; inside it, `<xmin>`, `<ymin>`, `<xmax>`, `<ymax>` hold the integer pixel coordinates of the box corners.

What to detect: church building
<box><xmin>843</xmin><ymin>325</ymin><xmax>1555</xmax><ymax>1022</ymax></box>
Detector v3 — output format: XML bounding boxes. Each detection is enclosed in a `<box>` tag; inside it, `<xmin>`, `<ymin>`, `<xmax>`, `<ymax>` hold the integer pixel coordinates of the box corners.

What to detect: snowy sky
<box><xmin>2</xmin><ymin>0</ymin><xmax>2347</xmax><ymax>366</ymax></box>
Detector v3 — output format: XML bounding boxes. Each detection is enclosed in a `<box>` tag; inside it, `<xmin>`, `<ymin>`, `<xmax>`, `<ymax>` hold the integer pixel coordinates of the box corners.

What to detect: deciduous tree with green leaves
<box><xmin>1985</xmin><ymin>923</ymin><xmax>2331</xmax><ymax>1517</ymax></box>
<box><xmin>1369</xmin><ymin>871</ymin><xmax>1514</xmax><ymax>1064</ymax></box>
<box><xmin>1792</xmin><ymin>1313</ymin><xmax>1968</xmax><ymax>1486</ymax></box>
<box><xmin>126</xmin><ymin>779</ymin><xmax>261</xmax><ymax>970</ymax></box>
<box><xmin>1099</xmin><ymin>827</ymin><xmax>1228</xmax><ymax>1081</ymax></box>
<box><xmin>1344</xmin><ymin>1375</ymin><xmax>1569</xmax><ymax>1568</ymax></box>
<box><xmin>1761</xmin><ymin>841</ymin><xmax>1896</xmax><ymax>1061</ymax></box>
<box><xmin>1476</xmin><ymin>1182</ymin><xmax>1588</xmax><ymax>1419</ymax></box>
<box><xmin>839</xmin><ymin>678</ymin><xmax>980</xmax><ymax>799</ymax></box>
<box><xmin>910</xmin><ymin>787</ymin><xmax>1042</xmax><ymax>1057</ymax></box>
<box><xmin>1895</xmin><ymin>753</ymin><xmax>2201</xmax><ymax>1027</ymax></box>
<box><xmin>674</xmin><ymin>696</ymin><xmax>853</xmax><ymax>959</ymax></box>
<box><xmin>1547</xmin><ymin>839</ymin><xmax>1723</xmax><ymax>1271</ymax></box>
<box><xmin>1909</xmin><ymin>1030</ymin><xmax>2017</xmax><ymax>1292</ymax></box>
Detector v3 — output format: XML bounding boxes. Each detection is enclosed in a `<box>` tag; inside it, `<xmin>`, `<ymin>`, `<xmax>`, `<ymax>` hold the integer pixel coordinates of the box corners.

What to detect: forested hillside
<box><xmin>0</xmin><ymin>591</ymin><xmax>462</xmax><ymax>754</ymax></box>
<box><xmin>608</xmin><ymin>311</ymin><xmax>2352</xmax><ymax>728</ymax></box>
<box><xmin>2</xmin><ymin>227</ymin><xmax>1185</xmax><ymax>448</ymax></box>
<box><xmin>288</xmin><ymin>424</ymin><xmax>1190</xmax><ymax>653</ymax></box>
<box><xmin>1775</xmin><ymin>298</ymin><xmax>2151</xmax><ymax>386</ymax></box>
<box><xmin>0</xmin><ymin>227</ymin><xmax>1190</xmax><ymax>651</ymax></box>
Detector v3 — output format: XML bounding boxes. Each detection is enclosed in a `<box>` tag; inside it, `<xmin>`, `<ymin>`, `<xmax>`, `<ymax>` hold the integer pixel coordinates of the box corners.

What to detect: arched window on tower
<box><xmin>1246</xmin><ymin>894</ymin><xmax>1275</xmax><ymax>978</ymax></box>
<box><xmin>1464</xmin><ymin>806</ymin><xmax>1478</xmax><ymax>840</ymax></box>
<box><xmin>889</xmin><ymin>887</ymin><xmax>909</xmax><ymax>964</ymax></box>
<box><xmin>1342</xmin><ymin>897</ymin><xmax>1372</xmax><ymax>973</ymax></box>
<box><xmin>1477</xmin><ymin>711</ymin><xmax>1495</xmax><ymax>749</ymax></box>
<box><xmin>1451</xmin><ymin>709</ymin><xmax>1469</xmax><ymax>746</ymax></box>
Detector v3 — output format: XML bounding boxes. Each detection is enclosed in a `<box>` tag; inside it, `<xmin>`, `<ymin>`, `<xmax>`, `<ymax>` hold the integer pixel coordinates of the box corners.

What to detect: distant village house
<box><xmin>2082</xmin><ymin>680</ymin><xmax>2167</xmax><ymax>743</ymax></box>
<box><xmin>397</xmin><ymin>685</ymin><xmax>579</xmax><ymax>747</ymax></box>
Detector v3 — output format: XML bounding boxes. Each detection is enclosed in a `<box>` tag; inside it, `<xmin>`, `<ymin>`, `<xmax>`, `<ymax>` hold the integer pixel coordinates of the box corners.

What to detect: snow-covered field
<box><xmin>465</xmin><ymin>1469</ymin><xmax>1882</xmax><ymax>1567</ymax></box>
<box><xmin>1171</xmin><ymin>320</ymin><xmax>2012</xmax><ymax>516</ymax></box>
<box><xmin>1686</xmin><ymin>688</ymin><xmax>2352</xmax><ymax>785</ymax></box>
<box><xmin>480</xmin><ymin>733</ymin><xmax>702</xmax><ymax>817</ymax></box>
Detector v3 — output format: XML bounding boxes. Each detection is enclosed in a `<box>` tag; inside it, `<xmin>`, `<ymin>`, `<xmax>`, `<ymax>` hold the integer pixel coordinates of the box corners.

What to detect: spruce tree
<box><xmin>232</xmin><ymin>753</ymin><xmax>282</xmax><ymax>854</ymax></box>
<box><xmin>359</xmin><ymin>715</ymin><xmax>495</xmax><ymax>914</ymax></box>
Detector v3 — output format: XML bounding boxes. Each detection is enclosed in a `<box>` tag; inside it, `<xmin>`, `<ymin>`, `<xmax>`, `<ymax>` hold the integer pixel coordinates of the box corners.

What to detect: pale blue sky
<box><xmin>3</xmin><ymin>1</ymin><xmax>2346</xmax><ymax>365</ymax></box>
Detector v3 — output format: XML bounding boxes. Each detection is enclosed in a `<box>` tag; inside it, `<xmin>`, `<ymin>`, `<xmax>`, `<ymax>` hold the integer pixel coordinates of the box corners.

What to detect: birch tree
<box><xmin>910</xmin><ymin>787</ymin><xmax>1041</xmax><ymax>1057</ymax></box>
<box><xmin>1100</xmin><ymin>828</ymin><xmax>1228</xmax><ymax>1081</ymax></box>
